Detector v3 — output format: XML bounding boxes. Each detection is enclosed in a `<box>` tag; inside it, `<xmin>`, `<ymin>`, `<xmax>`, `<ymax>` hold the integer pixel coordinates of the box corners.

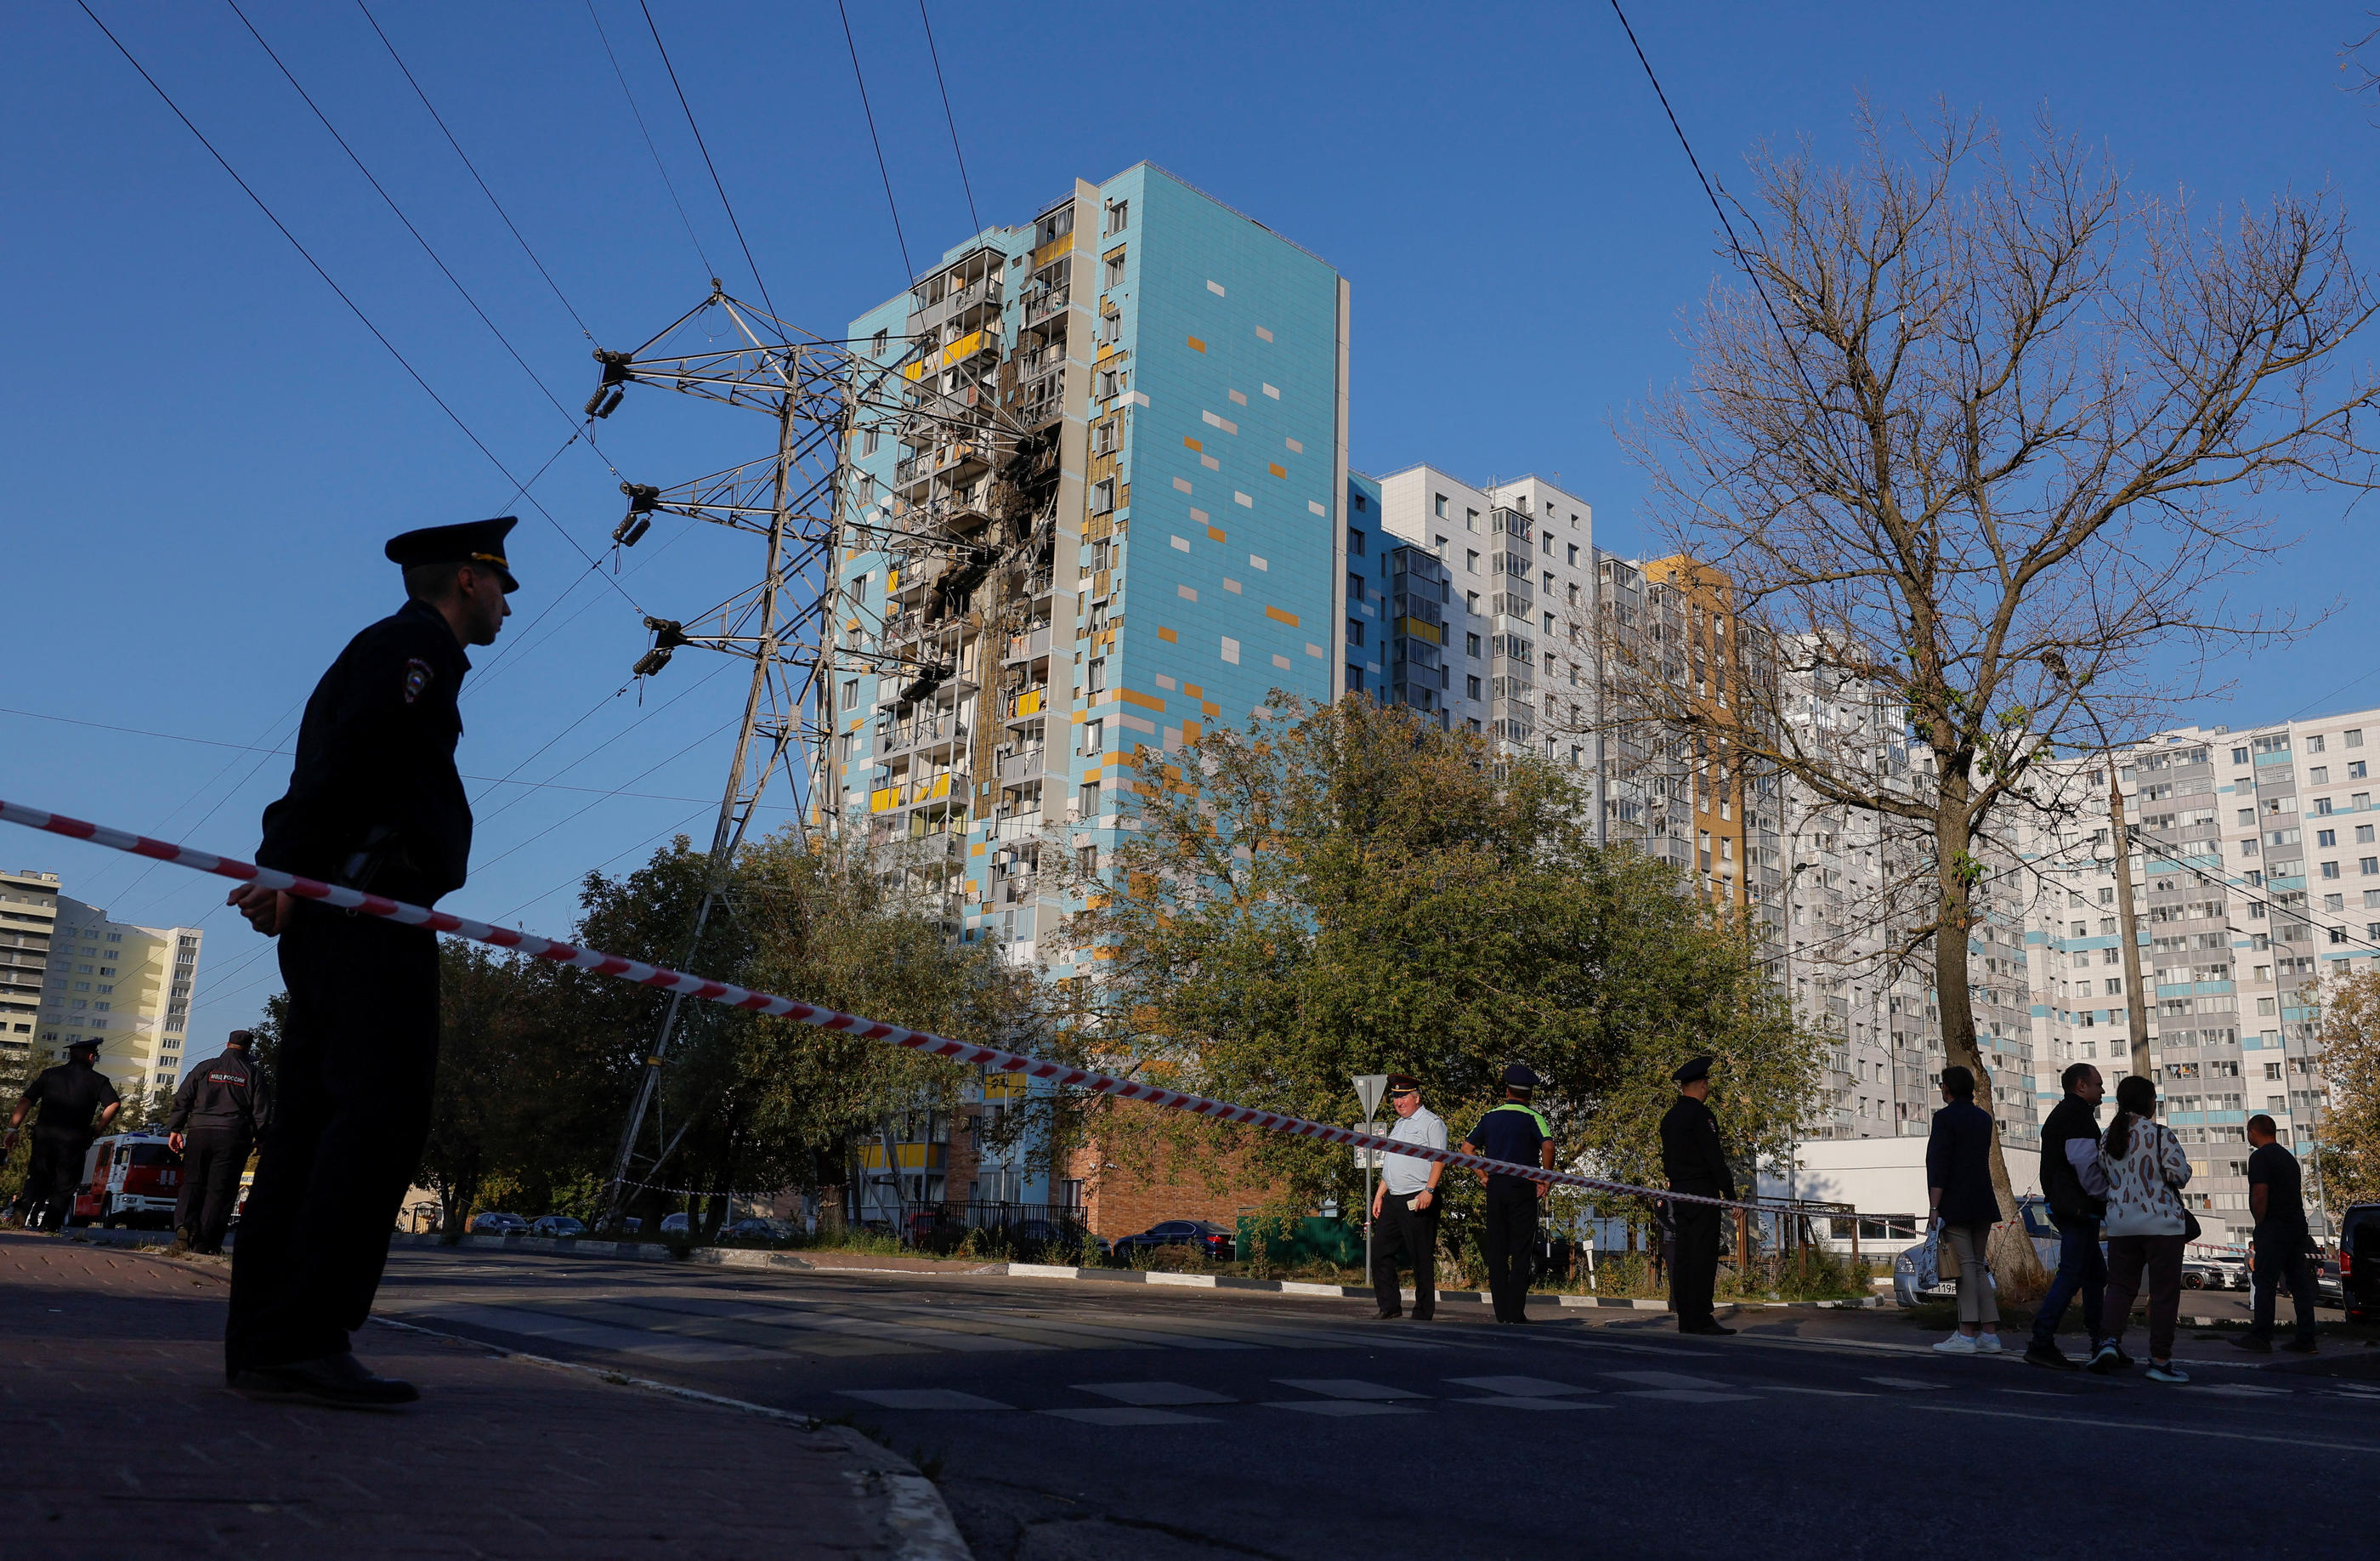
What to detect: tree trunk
<box><xmin>1934</xmin><ymin>792</ymin><xmax>2048</xmax><ymax>1288</ymax></box>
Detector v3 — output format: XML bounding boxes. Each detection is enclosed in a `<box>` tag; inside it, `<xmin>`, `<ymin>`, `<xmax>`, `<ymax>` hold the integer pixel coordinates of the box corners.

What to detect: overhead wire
<box><xmin>224</xmin><ymin>0</ymin><xmax>627</xmax><ymax>485</ymax></box>
<box><xmin>1602</xmin><ymin>0</ymin><xmax>1830</xmax><ymax>414</ymax></box>
<box><xmin>636</xmin><ymin>0</ymin><xmax>779</xmax><ymax>315</ymax></box>
<box><xmin>836</xmin><ymin>0</ymin><xmax>913</xmax><ymax>279</ymax></box>
<box><xmin>583</xmin><ymin>0</ymin><xmax>715</xmax><ymax>279</ymax></box>
<box><xmin>354</xmin><ymin>0</ymin><xmax>595</xmax><ymax>341</ymax></box>
<box><xmin>915</xmin><ymin>0</ymin><xmax>979</xmax><ymax>240</ymax></box>
<box><xmin>72</xmin><ymin>1</ymin><xmax>637</xmax><ymax>615</ymax></box>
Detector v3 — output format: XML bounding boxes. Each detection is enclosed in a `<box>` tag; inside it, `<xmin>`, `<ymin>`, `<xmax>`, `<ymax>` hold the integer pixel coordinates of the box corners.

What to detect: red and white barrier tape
<box><xmin>0</xmin><ymin>797</ymin><xmax>1769</xmax><ymax>1212</ymax></box>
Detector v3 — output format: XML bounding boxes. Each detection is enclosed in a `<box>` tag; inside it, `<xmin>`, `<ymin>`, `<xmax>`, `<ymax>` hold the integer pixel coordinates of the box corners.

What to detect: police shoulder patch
<box><xmin>401</xmin><ymin>657</ymin><xmax>435</xmax><ymax>705</ymax></box>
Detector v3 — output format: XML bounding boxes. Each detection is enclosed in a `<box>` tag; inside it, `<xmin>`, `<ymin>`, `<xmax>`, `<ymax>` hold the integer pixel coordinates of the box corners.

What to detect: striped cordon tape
<box><xmin>0</xmin><ymin>796</ymin><xmax>1771</xmax><ymax>1212</ymax></box>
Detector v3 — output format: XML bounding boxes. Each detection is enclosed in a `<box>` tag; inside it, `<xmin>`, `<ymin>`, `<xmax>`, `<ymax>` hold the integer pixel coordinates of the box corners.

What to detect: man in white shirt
<box><xmin>1368</xmin><ymin>1075</ymin><xmax>1447</xmax><ymax>1320</ymax></box>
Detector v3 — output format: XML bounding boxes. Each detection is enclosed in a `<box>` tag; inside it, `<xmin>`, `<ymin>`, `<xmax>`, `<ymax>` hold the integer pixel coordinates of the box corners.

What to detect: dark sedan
<box><xmin>1110</xmin><ymin>1219</ymin><xmax>1235</xmax><ymax>1261</ymax></box>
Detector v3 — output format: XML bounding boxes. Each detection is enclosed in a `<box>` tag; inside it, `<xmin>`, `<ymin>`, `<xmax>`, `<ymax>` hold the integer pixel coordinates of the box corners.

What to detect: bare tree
<box><xmin>1590</xmin><ymin>105</ymin><xmax>2380</xmax><ymax>1274</ymax></box>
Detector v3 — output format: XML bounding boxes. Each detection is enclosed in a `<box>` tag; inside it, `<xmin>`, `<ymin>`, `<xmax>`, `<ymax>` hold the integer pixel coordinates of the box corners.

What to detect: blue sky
<box><xmin>4</xmin><ymin>1</ymin><xmax>2375</xmax><ymax>1041</ymax></box>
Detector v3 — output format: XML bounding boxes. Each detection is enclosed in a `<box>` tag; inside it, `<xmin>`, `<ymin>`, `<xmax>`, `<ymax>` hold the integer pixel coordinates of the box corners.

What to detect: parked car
<box><xmin>1893</xmin><ymin>1196</ymin><xmax>2070</xmax><ymax>1308</ymax></box>
<box><xmin>2179</xmin><ymin>1260</ymin><xmax>2227</xmax><ymax>1291</ymax></box>
<box><xmin>717</xmin><ymin>1218</ymin><xmax>784</xmax><ymax>1241</ymax></box>
<box><xmin>530</xmin><ymin>1215</ymin><xmax>586</xmax><ymax>1239</ymax></box>
<box><xmin>1111</xmin><ymin>1219</ymin><xmax>1235</xmax><ymax>1261</ymax></box>
<box><xmin>660</xmin><ymin>1212</ymin><xmax>690</xmax><ymax>1235</ymax></box>
<box><xmin>469</xmin><ymin>1212</ymin><xmax>530</xmax><ymax>1235</ymax></box>
<box><xmin>2340</xmin><ymin>1202</ymin><xmax>2379</xmax><ymax>1325</ymax></box>
<box><xmin>2316</xmin><ymin>1254</ymin><xmax>2345</xmax><ymax>1308</ymax></box>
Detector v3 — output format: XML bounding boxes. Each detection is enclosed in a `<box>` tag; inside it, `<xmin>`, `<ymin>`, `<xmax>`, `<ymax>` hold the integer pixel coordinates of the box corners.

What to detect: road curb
<box><xmin>370</xmin><ymin>1314</ymin><xmax>972</xmax><ymax>1561</ymax></box>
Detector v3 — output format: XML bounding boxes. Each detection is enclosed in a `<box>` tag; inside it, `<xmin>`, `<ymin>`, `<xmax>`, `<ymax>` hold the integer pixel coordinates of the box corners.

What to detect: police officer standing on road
<box><xmin>1461</xmin><ymin>1064</ymin><xmax>1556</xmax><ymax>1325</ymax></box>
<box><xmin>1368</xmin><ymin>1075</ymin><xmax>1447</xmax><ymax>1320</ymax></box>
<box><xmin>6</xmin><ymin>1039</ymin><xmax>122</xmax><ymax>1231</ymax></box>
<box><xmin>220</xmin><ymin>518</ymin><xmax>516</xmax><ymax>1407</ymax></box>
<box><xmin>165</xmin><ymin>1029</ymin><xmax>269</xmax><ymax>1255</ymax></box>
<box><xmin>1662</xmin><ymin>1054</ymin><xmax>1737</xmax><ymax>1336</ymax></box>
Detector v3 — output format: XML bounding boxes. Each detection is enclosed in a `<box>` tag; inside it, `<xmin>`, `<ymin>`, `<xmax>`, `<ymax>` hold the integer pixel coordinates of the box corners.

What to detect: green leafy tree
<box><xmin>2318</xmin><ymin>965</ymin><xmax>2380</xmax><ymax>1209</ymax></box>
<box><xmin>1049</xmin><ymin>695</ymin><xmax>1821</xmax><ymax>1230</ymax></box>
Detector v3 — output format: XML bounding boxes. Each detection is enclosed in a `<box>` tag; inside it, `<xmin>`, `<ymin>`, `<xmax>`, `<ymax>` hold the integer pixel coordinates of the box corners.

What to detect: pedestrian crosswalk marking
<box><xmin>1273</xmin><ymin>1377</ymin><xmax>1425</xmax><ymax>1399</ymax></box>
<box><xmin>1451</xmin><ymin>1396</ymin><xmax>1609</xmax><ymax>1411</ymax></box>
<box><xmin>1617</xmin><ymin>1388</ymin><xmax>1760</xmax><ymax>1403</ymax></box>
<box><xmin>411</xmin><ymin>1303</ymin><xmax>775</xmax><ymax>1363</ymax></box>
<box><xmin>1263</xmin><ymin>1400</ymin><xmax>1425</xmax><ymax>1417</ymax></box>
<box><xmin>1075</xmin><ymin>1381</ymin><xmax>1236</xmax><ymax>1406</ymax></box>
<box><xmin>1862</xmin><ymin>1376</ymin><xmax>1947</xmax><ymax>1390</ymax></box>
<box><xmin>837</xmin><ymin>1388</ymin><xmax>1012</xmax><ymax>1411</ymax></box>
<box><xmin>1443</xmin><ymin>1375</ymin><xmax>1592</xmax><ymax>1398</ymax></box>
<box><xmin>1604</xmin><ymin>1371</ymin><xmax>1732</xmax><ymax>1391</ymax></box>
<box><xmin>1040</xmin><ymin>1406</ymin><xmax>1219</xmax><ymax>1426</ymax></box>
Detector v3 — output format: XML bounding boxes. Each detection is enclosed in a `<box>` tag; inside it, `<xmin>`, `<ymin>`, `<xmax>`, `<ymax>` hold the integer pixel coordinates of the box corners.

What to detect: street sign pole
<box><xmin>1354</xmin><ymin>1074</ymin><xmax>1389</xmax><ymax>1291</ymax></box>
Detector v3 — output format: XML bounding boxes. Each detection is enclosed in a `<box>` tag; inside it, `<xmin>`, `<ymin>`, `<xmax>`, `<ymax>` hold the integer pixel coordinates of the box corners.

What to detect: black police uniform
<box><xmin>17</xmin><ymin>1057</ymin><xmax>121</xmax><ymax>1230</ymax></box>
<box><xmin>227</xmin><ymin>523</ymin><xmax>504</xmax><ymax>1377</ymax></box>
<box><xmin>1464</xmin><ymin>1101</ymin><xmax>1550</xmax><ymax>1323</ymax></box>
<box><xmin>166</xmin><ymin>1047</ymin><xmax>269</xmax><ymax>1252</ymax></box>
<box><xmin>1661</xmin><ymin>1074</ymin><xmax>1736</xmax><ymax>1332</ymax></box>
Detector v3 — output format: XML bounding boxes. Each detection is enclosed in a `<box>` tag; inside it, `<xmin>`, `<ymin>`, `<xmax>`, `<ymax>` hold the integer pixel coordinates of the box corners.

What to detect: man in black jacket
<box><xmin>2026</xmin><ymin>1062</ymin><xmax>2108</xmax><ymax>1371</ymax></box>
<box><xmin>166</xmin><ymin>1029</ymin><xmax>268</xmax><ymax>1254</ymax></box>
<box><xmin>1661</xmin><ymin>1054</ymin><xmax>1737</xmax><ymax>1336</ymax></box>
<box><xmin>5</xmin><ymin>1039</ymin><xmax>122</xmax><ymax>1230</ymax></box>
<box><xmin>220</xmin><ymin>518</ymin><xmax>516</xmax><ymax>1407</ymax></box>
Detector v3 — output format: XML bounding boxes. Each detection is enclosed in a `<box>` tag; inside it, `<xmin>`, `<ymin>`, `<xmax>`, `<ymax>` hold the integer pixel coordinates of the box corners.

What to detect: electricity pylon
<box><xmin>585</xmin><ymin>284</ymin><xmax>1009</xmax><ymax>1224</ymax></box>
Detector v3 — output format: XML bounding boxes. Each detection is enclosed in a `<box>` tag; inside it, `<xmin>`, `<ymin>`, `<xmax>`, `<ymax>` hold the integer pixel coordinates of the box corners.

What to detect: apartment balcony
<box><xmin>1023</xmin><ymin>285</ymin><xmax>1071</xmax><ymax>328</ymax></box>
<box><xmin>1002</xmin><ymin>686</ymin><xmax>1050</xmax><ymax>724</ymax></box>
<box><xmin>996</xmin><ymin>746</ymin><xmax>1046</xmax><ymax>785</ymax></box>
<box><xmin>1003</xmin><ymin>626</ymin><xmax>1052</xmax><ymax>664</ymax></box>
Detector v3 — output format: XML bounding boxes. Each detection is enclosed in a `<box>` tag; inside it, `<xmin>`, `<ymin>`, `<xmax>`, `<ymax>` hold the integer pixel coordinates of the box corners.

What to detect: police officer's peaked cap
<box><xmin>226</xmin><ymin>1030</ymin><xmax>254</xmax><ymax>1047</ymax></box>
<box><xmin>1672</xmin><ymin>1053</ymin><xmax>1715</xmax><ymax>1086</ymax></box>
<box><xmin>1385</xmin><ymin>1073</ymin><xmax>1421</xmax><ymax>1093</ymax></box>
<box><xmin>385</xmin><ymin>516</ymin><xmax>519</xmax><ymax>593</ymax></box>
<box><xmin>1501</xmin><ymin>1062</ymin><xmax>1539</xmax><ymax>1089</ymax></box>
<box><xmin>65</xmin><ymin>1037</ymin><xmax>99</xmax><ymax>1055</ymax></box>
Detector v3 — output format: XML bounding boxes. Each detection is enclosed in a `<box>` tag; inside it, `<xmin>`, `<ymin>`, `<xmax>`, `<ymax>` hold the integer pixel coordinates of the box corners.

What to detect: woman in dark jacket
<box><xmin>1926</xmin><ymin>1064</ymin><xmax>2006</xmax><ymax>1354</ymax></box>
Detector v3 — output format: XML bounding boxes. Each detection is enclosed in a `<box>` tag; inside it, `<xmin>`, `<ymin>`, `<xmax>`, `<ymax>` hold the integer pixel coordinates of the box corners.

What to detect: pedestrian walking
<box><xmin>164</xmin><ymin>1029</ymin><xmax>269</xmax><ymax>1255</ymax></box>
<box><xmin>2231</xmin><ymin>1113</ymin><xmax>2319</xmax><ymax>1355</ymax></box>
<box><xmin>1926</xmin><ymin>1064</ymin><xmax>2006</xmax><ymax>1355</ymax></box>
<box><xmin>2093</xmin><ymin>1074</ymin><xmax>2192</xmax><ymax>1382</ymax></box>
<box><xmin>220</xmin><ymin>518</ymin><xmax>516</xmax><ymax>1407</ymax></box>
<box><xmin>6</xmin><ymin>1039</ymin><xmax>122</xmax><ymax>1231</ymax></box>
<box><xmin>1661</xmin><ymin>1054</ymin><xmax>1737</xmax><ymax>1336</ymax></box>
<box><xmin>1368</xmin><ymin>1074</ymin><xmax>1445</xmax><ymax>1320</ymax></box>
<box><xmin>1460</xmin><ymin>1064</ymin><xmax>1556</xmax><ymax>1324</ymax></box>
<box><xmin>2026</xmin><ymin>1062</ymin><xmax>2111</xmax><ymax>1371</ymax></box>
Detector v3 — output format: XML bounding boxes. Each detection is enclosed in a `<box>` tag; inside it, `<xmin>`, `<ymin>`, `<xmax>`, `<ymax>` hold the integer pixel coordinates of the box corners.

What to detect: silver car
<box><xmin>1893</xmin><ymin>1198</ymin><xmax>2071</xmax><ymax>1307</ymax></box>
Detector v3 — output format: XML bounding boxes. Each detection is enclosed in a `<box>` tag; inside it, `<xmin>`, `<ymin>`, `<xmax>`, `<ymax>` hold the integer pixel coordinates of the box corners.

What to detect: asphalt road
<box><xmin>373</xmin><ymin>1249</ymin><xmax>2380</xmax><ymax>1561</ymax></box>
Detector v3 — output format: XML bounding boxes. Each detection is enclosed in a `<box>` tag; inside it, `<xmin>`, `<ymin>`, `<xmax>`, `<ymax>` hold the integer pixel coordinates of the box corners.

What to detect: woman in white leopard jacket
<box><xmin>2093</xmin><ymin>1073</ymin><xmax>2193</xmax><ymax>1382</ymax></box>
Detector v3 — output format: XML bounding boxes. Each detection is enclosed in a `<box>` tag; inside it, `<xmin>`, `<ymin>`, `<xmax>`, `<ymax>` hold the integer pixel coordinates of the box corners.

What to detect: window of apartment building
<box><xmin>1092</xmin><ymin>420</ymin><xmax>1117</xmax><ymax>454</ymax></box>
<box><xmin>1091</xmin><ymin>478</ymin><xmax>1115</xmax><ymax>513</ymax></box>
<box><xmin>1466</xmin><ymin>508</ymin><xmax>1481</xmax><ymax>531</ymax></box>
<box><xmin>1465</xmin><ymin>590</ymin><xmax>1480</xmax><ymax>614</ymax></box>
<box><xmin>1079</xmin><ymin>781</ymin><xmax>1102</xmax><ymax>815</ymax></box>
<box><xmin>1466</xmin><ymin>674</ymin><xmax>1483</xmax><ymax>700</ymax></box>
<box><xmin>1086</xmin><ymin>656</ymin><xmax>1108</xmax><ymax>692</ymax></box>
<box><xmin>1465</xmin><ymin>549</ymin><xmax>1480</xmax><ymax>574</ymax></box>
<box><xmin>1467</xmin><ymin>717</ymin><xmax>1483</xmax><ymax>734</ymax></box>
<box><xmin>2319</xmin><ymin>830</ymin><xmax>2338</xmax><ymax>847</ymax></box>
<box><xmin>871</xmin><ymin>328</ymin><xmax>888</xmax><ymax>356</ymax></box>
<box><xmin>2354</xmin><ymin>761</ymin><xmax>2370</xmax><ymax>779</ymax></box>
<box><xmin>842</xmin><ymin>679</ymin><xmax>859</xmax><ymax>710</ymax></box>
<box><xmin>1541</xmin><ymin>531</ymin><xmax>1554</xmax><ymax>556</ymax></box>
<box><xmin>1434</xmin><ymin>493</ymin><xmax>1448</xmax><ymax>518</ymax></box>
<box><xmin>1104</xmin><ymin>249</ymin><xmax>1126</xmax><ymax>287</ymax></box>
<box><xmin>2313</xmin><ymin>767</ymin><xmax>2331</xmax><ymax>785</ymax></box>
<box><xmin>2323</xmin><ymin>861</ymin><xmax>2342</xmax><ymax>879</ymax></box>
<box><xmin>2233</xmin><ymin>746</ymin><xmax>2250</xmax><ymax>764</ymax></box>
<box><xmin>2255</xmin><ymin>735</ymin><xmax>2290</xmax><ymax>755</ymax></box>
<box><xmin>1346</xmin><ymin>570</ymin><xmax>1365</xmax><ymax>604</ymax></box>
<box><xmin>2327</xmin><ymin>893</ymin><xmax>2347</xmax><ymax>911</ymax></box>
<box><xmin>860</xmin><ymin>427</ymin><xmax>881</xmax><ymax>457</ymax></box>
<box><xmin>1465</xmin><ymin>632</ymin><xmax>1482</xmax><ymax>657</ymax></box>
<box><xmin>1097</xmin><ymin>310</ymin><xmax>1120</xmax><ymax>343</ymax></box>
<box><xmin>2309</xmin><ymin>734</ymin><xmax>2328</xmax><ymax>753</ymax></box>
<box><xmin>1104</xmin><ymin>199</ymin><xmax>1128</xmax><ymax>234</ymax></box>
<box><xmin>1567</xmin><ymin>543</ymin><xmax>1579</xmax><ymax>566</ymax></box>
<box><xmin>1346</xmin><ymin>618</ymin><xmax>1365</xmax><ymax>647</ymax></box>
<box><xmin>1346</xmin><ymin>526</ymin><xmax>1366</xmax><ymax>556</ymax></box>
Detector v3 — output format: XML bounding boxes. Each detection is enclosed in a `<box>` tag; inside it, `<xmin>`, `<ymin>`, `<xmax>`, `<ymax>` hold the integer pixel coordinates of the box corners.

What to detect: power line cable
<box><xmin>637</xmin><ymin>0</ymin><xmax>779</xmax><ymax>315</ymax></box>
<box><xmin>224</xmin><ymin>1</ymin><xmax>624</xmax><ymax>481</ymax></box>
<box><xmin>836</xmin><ymin>0</ymin><xmax>914</xmax><ymax>280</ymax></box>
<box><xmin>73</xmin><ymin>0</ymin><xmax>638</xmax><ymax>615</ymax></box>
<box><xmin>1603</xmin><ymin>0</ymin><xmax>1829</xmax><ymax>412</ymax></box>
<box><xmin>583</xmin><ymin>0</ymin><xmax>715</xmax><ymax>279</ymax></box>
<box><xmin>354</xmin><ymin>0</ymin><xmax>594</xmax><ymax>340</ymax></box>
<box><xmin>915</xmin><ymin>0</ymin><xmax>978</xmax><ymax>242</ymax></box>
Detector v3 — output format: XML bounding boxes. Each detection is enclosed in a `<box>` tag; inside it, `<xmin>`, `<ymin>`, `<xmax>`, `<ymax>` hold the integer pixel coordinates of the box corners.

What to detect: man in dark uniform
<box><xmin>1661</xmin><ymin>1053</ymin><xmax>1737</xmax><ymax>1336</ymax></box>
<box><xmin>222</xmin><ymin>518</ymin><xmax>515</xmax><ymax>1406</ymax></box>
<box><xmin>166</xmin><ymin>1029</ymin><xmax>269</xmax><ymax>1254</ymax></box>
<box><xmin>6</xmin><ymin>1039</ymin><xmax>122</xmax><ymax>1230</ymax></box>
<box><xmin>1460</xmin><ymin>1064</ymin><xmax>1556</xmax><ymax>1324</ymax></box>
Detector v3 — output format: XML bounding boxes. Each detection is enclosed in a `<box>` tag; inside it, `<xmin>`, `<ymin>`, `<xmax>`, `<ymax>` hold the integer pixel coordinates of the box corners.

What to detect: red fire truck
<box><xmin>70</xmin><ymin>1130</ymin><xmax>182</xmax><ymax>1229</ymax></box>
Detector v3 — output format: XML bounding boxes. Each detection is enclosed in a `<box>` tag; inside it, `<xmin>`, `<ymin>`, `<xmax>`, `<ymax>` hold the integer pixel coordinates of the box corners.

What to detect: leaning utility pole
<box><xmin>582</xmin><ymin>285</ymin><xmax>1012</xmax><ymax>1228</ymax></box>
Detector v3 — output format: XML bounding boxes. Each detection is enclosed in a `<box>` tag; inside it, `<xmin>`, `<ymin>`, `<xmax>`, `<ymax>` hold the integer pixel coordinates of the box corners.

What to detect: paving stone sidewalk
<box><xmin>0</xmin><ymin>1231</ymin><xmax>967</xmax><ymax>1560</ymax></box>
